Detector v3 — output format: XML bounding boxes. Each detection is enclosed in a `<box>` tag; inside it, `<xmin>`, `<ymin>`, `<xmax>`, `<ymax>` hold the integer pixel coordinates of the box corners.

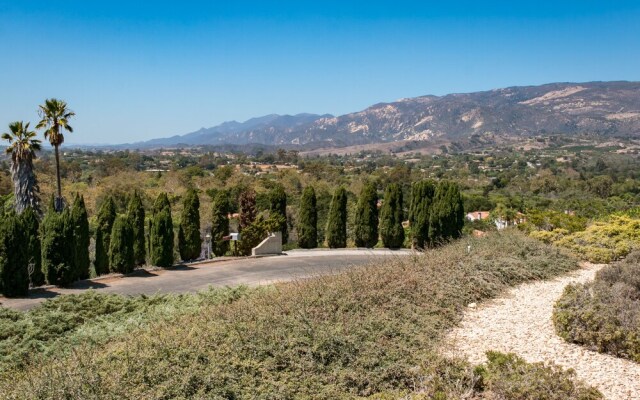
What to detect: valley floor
<box><xmin>444</xmin><ymin>262</ymin><xmax>640</xmax><ymax>400</ymax></box>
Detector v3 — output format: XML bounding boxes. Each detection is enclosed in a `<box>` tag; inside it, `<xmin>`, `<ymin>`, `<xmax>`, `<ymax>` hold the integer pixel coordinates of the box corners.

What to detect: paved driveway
<box><xmin>1</xmin><ymin>249</ymin><xmax>413</xmax><ymax>311</ymax></box>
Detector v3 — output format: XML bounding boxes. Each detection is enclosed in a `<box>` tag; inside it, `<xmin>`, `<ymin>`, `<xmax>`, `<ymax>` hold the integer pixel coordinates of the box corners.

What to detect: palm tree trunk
<box><xmin>54</xmin><ymin>144</ymin><xmax>62</xmax><ymax>211</ymax></box>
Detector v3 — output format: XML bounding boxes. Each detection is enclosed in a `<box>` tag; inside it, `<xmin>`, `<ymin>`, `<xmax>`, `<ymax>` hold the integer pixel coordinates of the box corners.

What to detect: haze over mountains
<box><xmin>131</xmin><ymin>81</ymin><xmax>640</xmax><ymax>149</ymax></box>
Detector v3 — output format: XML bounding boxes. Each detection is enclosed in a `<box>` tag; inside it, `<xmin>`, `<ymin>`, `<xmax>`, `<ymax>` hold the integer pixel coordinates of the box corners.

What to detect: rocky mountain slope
<box><xmin>134</xmin><ymin>81</ymin><xmax>640</xmax><ymax>148</ymax></box>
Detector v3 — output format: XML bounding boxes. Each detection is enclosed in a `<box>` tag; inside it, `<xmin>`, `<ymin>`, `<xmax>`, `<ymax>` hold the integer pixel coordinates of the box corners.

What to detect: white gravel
<box><xmin>444</xmin><ymin>263</ymin><xmax>640</xmax><ymax>400</ymax></box>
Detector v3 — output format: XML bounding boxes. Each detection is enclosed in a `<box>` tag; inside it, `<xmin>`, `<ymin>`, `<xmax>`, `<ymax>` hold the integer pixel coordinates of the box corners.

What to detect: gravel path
<box><xmin>444</xmin><ymin>263</ymin><xmax>640</xmax><ymax>400</ymax></box>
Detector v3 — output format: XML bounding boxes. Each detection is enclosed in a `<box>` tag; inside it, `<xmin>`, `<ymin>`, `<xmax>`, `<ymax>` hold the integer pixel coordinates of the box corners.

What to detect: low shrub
<box><xmin>554</xmin><ymin>252</ymin><xmax>640</xmax><ymax>362</ymax></box>
<box><xmin>0</xmin><ymin>232</ymin><xmax>599</xmax><ymax>399</ymax></box>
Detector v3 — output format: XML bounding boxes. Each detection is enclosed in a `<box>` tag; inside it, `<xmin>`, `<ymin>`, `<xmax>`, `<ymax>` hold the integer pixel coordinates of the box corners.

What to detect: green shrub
<box><xmin>210</xmin><ymin>191</ymin><xmax>230</xmax><ymax>257</ymax></box>
<box><xmin>41</xmin><ymin>209</ymin><xmax>75</xmax><ymax>287</ymax></box>
<box><xmin>109</xmin><ymin>215</ymin><xmax>135</xmax><ymax>274</ymax></box>
<box><xmin>297</xmin><ymin>186</ymin><xmax>318</xmax><ymax>249</ymax></box>
<box><xmin>0</xmin><ymin>213</ymin><xmax>28</xmax><ymax>297</ymax></box>
<box><xmin>178</xmin><ymin>189</ymin><xmax>202</xmax><ymax>261</ymax></box>
<box><xmin>409</xmin><ymin>180</ymin><xmax>435</xmax><ymax>248</ymax></box>
<box><xmin>554</xmin><ymin>253</ymin><xmax>640</xmax><ymax>362</ymax></box>
<box><xmin>20</xmin><ymin>207</ymin><xmax>43</xmax><ymax>286</ymax></box>
<box><xmin>268</xmin><ymin>185</ymin><xmax>288</xmax><ymax>244</ymax></box>
<box><xmin>326</xmin><ymin>186</ymin><xmax>347</xmax><ymax>248</ymax></box>
<box><xmin>71</xmin><ymin>195</ymin><xmax>90</xmax><ymax>279</ymax></box>
<box><xmin>150</xmin><ymin>206</ymin><xmax>174</xmax><ymax>268</ymax></box>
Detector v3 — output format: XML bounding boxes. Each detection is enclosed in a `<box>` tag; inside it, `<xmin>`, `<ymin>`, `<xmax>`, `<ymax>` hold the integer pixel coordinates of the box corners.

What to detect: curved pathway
<box><xmin>444</xmin><ymin>263</ymin><xmax>640</xmax><ymax>399</ymax></box>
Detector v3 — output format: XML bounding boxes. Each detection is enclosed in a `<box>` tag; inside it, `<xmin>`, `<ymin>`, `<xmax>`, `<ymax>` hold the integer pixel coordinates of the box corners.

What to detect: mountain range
<box><xmin>130</xmin><ymin>81</ymin><xmax>640</xmax><ymax>150</ymax></box>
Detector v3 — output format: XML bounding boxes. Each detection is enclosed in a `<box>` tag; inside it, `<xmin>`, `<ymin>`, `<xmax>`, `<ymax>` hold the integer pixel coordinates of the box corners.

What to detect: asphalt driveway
<box><xmin>1</xmin><ymin>249</ymin><xmax>413</xmax><ymax>311</ymax></box>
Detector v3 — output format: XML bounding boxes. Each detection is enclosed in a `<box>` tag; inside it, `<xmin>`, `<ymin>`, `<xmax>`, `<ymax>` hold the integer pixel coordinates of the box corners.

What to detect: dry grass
<box><xmin>0</xmin><ymin>231</ymin><xmax>601</xmax><ymax>399</ymax></box>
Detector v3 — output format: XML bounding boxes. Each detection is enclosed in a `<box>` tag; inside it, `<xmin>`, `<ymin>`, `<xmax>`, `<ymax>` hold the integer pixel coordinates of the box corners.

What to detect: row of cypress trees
<box><xmin>297</xmin><ymin>180</ymin><xmax>464</xmax><ymax>249</ymax></box>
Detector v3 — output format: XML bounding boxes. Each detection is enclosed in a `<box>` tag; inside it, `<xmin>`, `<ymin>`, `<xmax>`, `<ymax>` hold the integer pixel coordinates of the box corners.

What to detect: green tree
<box><xmin>429</xmin><ymin>181</ymin><xmax>465</xmax><ymax>245</ymax></box>
<box><xmin>150</xmin><ymin>193</ymin><xmax>174</xmax><ymax>268</ymax></box>
<box><xmin>211</xmin><ymin>191</ymin><xmax>230</xmax><ymax>257</ymax></box>
<box><xmin>178</xmin><ymin>189</ymin><xmax>202</xmax><ymax>261</ymax></box>
<box><xmin>41</xmin><ymin>209</ymin><xmax>75</xmax><ymax>286</ymax></box>
<box><xmin>239</xmin><ymin>189</ymin><xmax>257</xmax><ymax>232</ymax></box>
<box><xmin>94</xmin><ymin>197</ymin><xmax>116</xmax><ymax>275</ymax></box>
<box><xmin>353</xmin><ymin>182</ymin><xmax>379</xmax><ymax>248</ymax></box>
<box><xmin>109</xmin><ymin>215</ymin><xmax>135</xmax><ymax>273</ymax></box>
<box><xmin>2</xmin><ymin>121</ymin><xmax>42</xmax><ymax>214</ymax></box>
<box><xmin>21</xmin><ymin>207</ymin><xmax>44</xmax><ymax>286</ymax></box>
<box><xmin>409</xmin><ymin>180</ymin><xmax>436</xmax><ymax>249</ymax></box>
<box><xmin>127</xmin><ymin>191</ymin><xmax>146</xmax><ymax>265</ymax></box>
<box><xmin>36</xmin><ymin>99</ymin><xmax>74</xmax><ymax>211</ymax></box>
<box><xmin>379</xmin><ymin>183</ymin><xmax>405</xmax><ymax>249</ymax></box>
<box><xmin>71</xmin><ymin>195</ymin><xmax>90</xmax><ymax>279</ymax></box>
<box><xmin>0</xmin><ymin>213</ymin><xmax>29</xmax><ymax>297</ymax></box>
<box><xmin>297</xmin><ymin>186</ymin><xmax>318</xmax><ymax>249</ymax></box>
<box><xmin>268</xmin><ymin>185</ymin><xmax>288</xmax><ymax>243</ymax></box>
<box><xmin>326</xmin><ymin>186</ymin><xmax>348</xmax><ymax>248</ymax></box>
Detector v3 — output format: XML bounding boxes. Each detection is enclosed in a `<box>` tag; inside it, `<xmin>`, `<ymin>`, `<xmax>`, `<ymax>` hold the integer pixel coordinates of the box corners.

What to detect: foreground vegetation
<box><xmin>554</xmin><ymin>252</ymin><xmax>640</xmax><ymax>363</ymax></box>
<box><xmin>0</xmin><ymin>232</ymin><xmax>600</xmax><ymax>399</ymax></box>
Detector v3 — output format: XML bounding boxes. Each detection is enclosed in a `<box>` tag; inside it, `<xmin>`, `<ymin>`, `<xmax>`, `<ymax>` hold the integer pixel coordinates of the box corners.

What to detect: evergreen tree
<box><xmin>71</xmin><ymin>195</ymin><xmax>90</xmax><ymax>279</ymax></box>
<box><xmin>353</xmin><ymin>182</ymin><xmax>379</xmax><ymax>248</ymax></box>
<box><xmin>127</xmin><ymin>191</ymin><xmax>146</xmax><ymax>265</ymax></box>
<box><xmin>297</xmin><ymin>186</ymin><xmax>318</xmax><ymax>249</ymax></box>
<box><xmin>94</xmin><ymin>197</ymin><xmax>116</xmax><ymax>275</ymax></box>
<box><xmin>153</xmin><ymin>192</ymin><xmax>171</xmax><ymax>214</ymax></box>
<box><xmin>379</xmin><ymin>183</ymin><xmax>405</xmax><ymax>249</ymax></box>
<box><xmin>210</xmin><ymin>191</ymin><xmax>230</xmax><ymax>257</ymax></box>
<box><xmin>21</xmin><ymin>207</ymin><xmax>44</xmax><ymax>286</ymax></box>
<box><xmin>239</xmin><ymin>189</ymin><xmax>257</xmax><ymax>232</ymax></box>
<box><xmin>109</xmin><ymin>215</ymin><xmax>135</xmax><ymax>273</ymax></box>
<box><xmin>429</xmin><ymin>181</ymin><xmax>465</xmax><ymax>245</ymax></box>
<box><xmin>0</xmin><ymin>213</ymin><xmax>29</xmax><ymax>297</ymax></box>
<box><xmin>178</xmin><ymin>189</ymin><xmax>202</xmax><ymax>261</ymax></box>
<box><xmin>268</xmin><ymin>185</ymin><xmax>288</xmax><ymax>243</ymax></box>
<box><xmin>150</xmin><ymin>193</ymin><xmax>174</xmax><ymax>268</ymax></box>
<box><xmin>41</xmin><ymin>209</ymin><xmax>75</xmax><ymax>286</ymax></box>
<box><xmin>326</xmin><ymin>186</ymin><xmax>348</xmax><ymax>248</ymax></box>
<box><xmin>408</xmin><ymin>180</ymin><xmax>436</xmax><ymax>249</ymax></box>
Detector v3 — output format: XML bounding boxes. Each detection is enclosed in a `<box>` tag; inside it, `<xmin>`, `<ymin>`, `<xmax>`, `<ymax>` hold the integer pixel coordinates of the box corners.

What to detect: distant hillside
<box><xmin>132</xmin><ymin>81</ymin><xmax>640</xmax><ymax>149</ymax></box>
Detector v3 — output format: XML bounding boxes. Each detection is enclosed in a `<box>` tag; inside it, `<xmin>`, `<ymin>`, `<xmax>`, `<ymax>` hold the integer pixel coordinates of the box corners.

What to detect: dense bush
<box><xmin>409</xmin><ymin>180</ymin><xmax>435</xmax><ymax>248</ymax></box>
<box><xmin>150</xmin><ymin>205</ymin><xmax>174</xmax><ymax>268</ymax></box>
<box><xmin>554</xmin><ymin>252</ymin><xmax>640</xmax><ymax>362</ymax></box>
<box><xmin>379</xmin><ymin>183</ymin><xmax>404</xmax><ymax>249</ymax></box>
<box><xmin>0</xmin><ymin>232</ymin><xmax>596</xmax><ymax>399</ymax></box>
<box><xmin>239</xmin><ymin>188</ymin><xmax>257</xmax><ymax>232</ymax></box>
<box><xmin>0</xmin><ymin>213</ymin><xmax>28</xmax><ymax>297</ymax></box>
<box><xmin>297</xmin><ymin>186</ymin><xmax>318</xmax><ymax>249</ymax></box>
<box><xmin>210</xmin><ymin>191</ymin><xmax>230</xmax><ymax>257</ymax></box>
<box><xmin>326</xmin><ymin>186</ymin><xmax>347</xmax><ymax>248</ymax></box>
<box><xmin>533</xmin><ymin>215</ymin><xmax>640</xmax><ymax>263</ymax></box>
<box><xmin>109</xmin><ymin>215</ymin><xmax>135</xmax><ymax>273</ymax></box>
<box><xmin>126</xmin><ymin>191</ymin><xmax>146</xmax><ymax>265</ymax></box>
<box><xmin>41</xmin><ymin>209</ymin><xmax>75</xmax><ymax>286</ymax></box>
<box><xmin>178</xmin><ymin>189</ymin><xmax>202</xmax><ymax>261</ymax></box>
<box><xmin>94</xmin><ymin>196</ymin><xmax>116</xmax><ymax>275</ymax></box>
<box><xmin>268</xmin><ymin>185</ymin><xmax>288</xmax><ymax>243</ymax></box>
<box><xmin>20</xmin><ymin>207</ymin><xmax>43</xmax><ymax>286</ymax></box>
<box><xmin>353</xmin><ymin>181</ymin><xmax>379</xmax><ymax>248</ymax></box>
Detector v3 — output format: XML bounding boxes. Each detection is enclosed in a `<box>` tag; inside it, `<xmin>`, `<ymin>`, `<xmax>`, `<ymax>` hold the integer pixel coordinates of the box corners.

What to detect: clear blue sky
<box><xmin>1</xmin><ymin>1</ymin><xmax>639</xmax><ymax>144</ymax></box>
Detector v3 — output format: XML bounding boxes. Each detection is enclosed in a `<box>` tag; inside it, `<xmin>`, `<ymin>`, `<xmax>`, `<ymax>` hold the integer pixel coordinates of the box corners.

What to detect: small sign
<box><xmin>230</xmin><ymin>233</ymin><xmax>240</xmax><ymax>241</ymax></box>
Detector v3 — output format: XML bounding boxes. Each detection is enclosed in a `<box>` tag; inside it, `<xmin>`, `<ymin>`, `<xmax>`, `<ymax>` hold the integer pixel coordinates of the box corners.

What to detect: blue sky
<box><xmin>1</xmin><ymin>1</ymin><xmax>639</xmax><ymax>144</ymax></box>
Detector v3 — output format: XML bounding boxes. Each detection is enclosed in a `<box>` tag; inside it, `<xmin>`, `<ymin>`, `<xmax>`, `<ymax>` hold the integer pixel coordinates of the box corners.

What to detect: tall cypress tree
<box><xmin>239</xmin><ymin>189</ymin><xmax>257</xmax><ymax>232</ymax></box>
<box><xmin>268</xmin><ymin>185</ymin><xmax>288</xmax><ymax>243</ymax></box>
<box><xmin>178</xmin><ymin>189</ymin><xmax>202</xmax><ymax>261</ymax></box>
<box><xmin>326</xmin><ymin>186</ymin><xmax>348</xmax><ymax>248</ymax></box>
<box><xmin>21</xmin><ymin>207</ymin><xmax>44</xmax><ymax>286</ymax></box>
<box><xmin>429</xmin><ymin>181</ymin><xmax>465</xmax><ymax>245</ymax></box>
<box><xmin>150</xmin><ymin>193</ymin><xmax>174</xmax><ymax>268</ymax></box>
<box><xmin>353</xmin><ymin>182</ymin><xmax>379</xmax><ymax>248</ymax></box>
<box><xmin>0</xmin><ymin>213</ymin><xmax>29</xmax><ymax>297</ymax></box>
<box><xmin>409</xmin><ymin>180</ymin><xmax>436</xmax><ymax>249</ymax></box>
<box><xmin>109</xmin><ymin>215</ymin><xmax>135</xmax><ymax>273</ymax></box>
<box><xmin>153</xmin><ymin>192</ymin><xmax>171</xmax><ymax>214</ymax></box>
<box><xmin>297</xmin><ymin>186</ymin><xmax>318</xmax><ymax>249</ymax></box>
<box><xmin>127</xmin><ymin>191</ymin><xmax>146</xmax><ymax>266</ymax></box>
<box><xmin>211</xmin><ymin>191</ymin><xmax>230</xmax><ymax>257</ymax></box>
<box><xmin>94</xmin><ymin>197</ymin><xmax>116</xmax><ymax>276</ymax></box>
<box><xmin>41</xmin><ymin>209</ymin><xmax>75</xmax><ymax>286</ymax></box>
<box><xmin>71</xmin><ymin>195</ymin><xmax>90</xmax><ymax>279</ymax></box>
<box><xmin>379</xmin><ymin>183</ymin><xmax>405</xmax><ymax>249</ymax></box>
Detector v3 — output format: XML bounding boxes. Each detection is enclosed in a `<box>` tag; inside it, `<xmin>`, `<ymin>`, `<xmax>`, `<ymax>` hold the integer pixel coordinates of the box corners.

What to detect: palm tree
<box><xmin>2</xmin><ymin>121</ymin><xmax>42</xmax><ymax>214</ymax></box>
<box><xmin>36</xmin><ymin>98</ymin><xmax>75</xmax><ymax>211</ymax></box>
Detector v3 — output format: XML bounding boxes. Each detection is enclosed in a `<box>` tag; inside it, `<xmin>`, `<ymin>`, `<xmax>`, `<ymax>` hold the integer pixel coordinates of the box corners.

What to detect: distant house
<box><xmin>466</xmin><ymin>211</ymin><xmax>491</xmax><ymax>221</ymax></box>
<box><xmin>467</xmin><ymin>210</ymin><xmax>526</xmax><ymax>230</ymax></box>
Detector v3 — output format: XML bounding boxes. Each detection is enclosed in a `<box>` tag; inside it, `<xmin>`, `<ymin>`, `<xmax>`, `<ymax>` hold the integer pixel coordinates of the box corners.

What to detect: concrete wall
<box><xmin>251</xmin><ymin>232</ymin><xmax>282</xmax><ymax>256</ymax></box>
